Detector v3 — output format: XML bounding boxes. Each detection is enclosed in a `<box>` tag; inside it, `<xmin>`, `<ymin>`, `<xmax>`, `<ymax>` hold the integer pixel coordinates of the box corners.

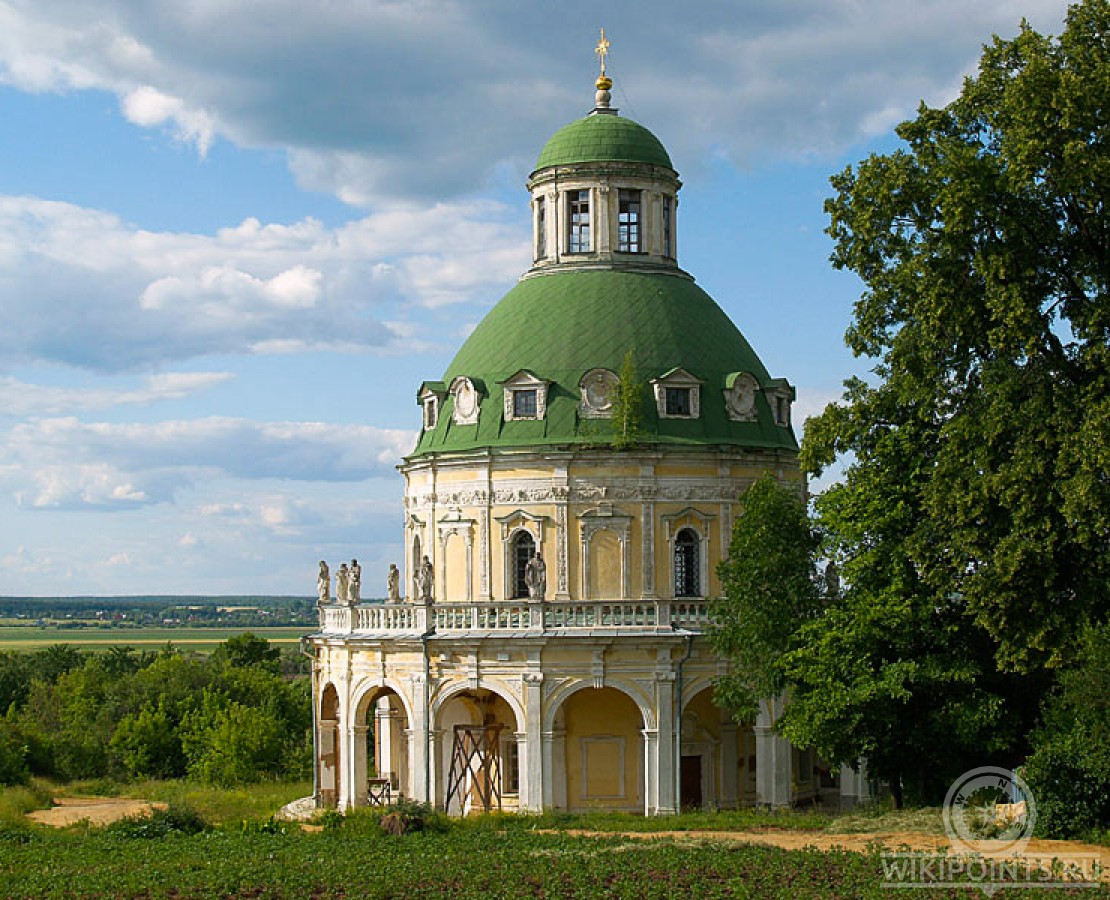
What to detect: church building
<box><xmin>308</xmin><ymin>45</ymin><xmax>868</xmax><ymax>815</ymax></box>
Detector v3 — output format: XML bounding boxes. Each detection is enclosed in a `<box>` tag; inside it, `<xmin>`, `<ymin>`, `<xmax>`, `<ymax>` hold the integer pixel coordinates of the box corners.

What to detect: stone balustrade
<box><xmin>316</xmin><ymin>598</ymin><xmax>712</xmax><ymax>636</ymax></box>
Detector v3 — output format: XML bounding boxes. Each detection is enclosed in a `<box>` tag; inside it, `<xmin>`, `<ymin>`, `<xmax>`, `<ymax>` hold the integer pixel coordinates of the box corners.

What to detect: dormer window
<box><xmin>765</xmin><ymin>378</ymin><xmax>796</xmax><ymax>428</ymax></box>
<box><xmin>618</xmin><ymin>189</ymin><xmax>641</xmax><ymax>252</ymax></box>
<box><xmin>500</xmin><ymin>369</ymin><xmax>550</xmax><ymax>421</ymax></box>
<box><xmin>417</xmin><ymin>382</ymin><xmax>446</xmax><ymax>432</ymax></box>
<box><xmin>652</xmin><ymin>367</ymin><xmax>702</xmax><ymax>419</ymax></box>
<box><xmin>568</xmin><ymin>190</ymin><xmax>590</xmax><ymax>253</ymax></box>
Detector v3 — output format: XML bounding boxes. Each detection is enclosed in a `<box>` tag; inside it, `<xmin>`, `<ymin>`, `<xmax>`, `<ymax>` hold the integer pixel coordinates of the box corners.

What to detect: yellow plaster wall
<box><xmin>563</xmin><ymin>686</ymin><xmax>643</xmax><ymax>811</ymax></box>
<box><xmin>443</xmin><ymin>531</ymin><xmax>469</xmax><ymax>602</ymax></box>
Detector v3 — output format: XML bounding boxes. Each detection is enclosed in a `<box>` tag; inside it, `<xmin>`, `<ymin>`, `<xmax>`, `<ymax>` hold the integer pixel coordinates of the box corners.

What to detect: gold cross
<box><xmin>595</xmin><ymin>28</ymin><xmax>610</xmax><ymax>76</ymax></box>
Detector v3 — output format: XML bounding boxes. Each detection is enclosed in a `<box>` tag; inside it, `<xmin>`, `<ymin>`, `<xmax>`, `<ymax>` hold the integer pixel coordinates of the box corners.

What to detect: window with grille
<box><xmin>665</xmin><ymin>387</ymin><xmax>691</xmax><ymax>416</ymax></box>
<box><xmin>512</xmin><ymin>389</ymin><xmax>538</xmax><ymax>419</ymax></box>
<box><xmin>568</xmin><ymin>190</ymin><xmax>590</xmax><ymax>253</ymax></box>
<box><xmin>662</xmin><ymin>195</ymin><xmax>673</xmax><ymax>257</ymax></box>
<box><xmin>674</xmin><ymin>529</ymin><xmax>700</xmax><ymax>597</ymax></box>
<box><xmin>618</xmin><ymin>189</ymin><xmax>641</xmax><ymax>252</ymax></box>
<box><xmin>536</xmin><ymin>196</ymin><xmax>546</xmax><ymax>259</ymax></box>
<box><xmin>512</xmin><ymin>531</ymin><xmax>535</xmax><ymax>599</ymax></box>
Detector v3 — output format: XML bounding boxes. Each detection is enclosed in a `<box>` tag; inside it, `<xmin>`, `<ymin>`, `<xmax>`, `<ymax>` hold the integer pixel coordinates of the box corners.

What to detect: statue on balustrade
<box><xmin>524</xmin><ymin>551</ymin><xmax>547</xmax><ymax>603</ymax></box>
<box><xmin>336</xmin><ymin>562</ymin><xmax>350</xmax><ymax>606</ymax></box>
<box><xmin>316</xmin><ymin>560</ymin><xmax>330</xmax><ymax>606</ymax></box>
<box><xmin>415</xmin><ymin>555</ymin><xmax>435</xmax><ymax>604</ymax></box>
<box><xmin>387</xmin><ymin>563</ymin><xmax>401</xmax><ymax>603</ymax></box>
<box><xmin>349</xmin><ymin>558</ymin><xmax>361</xmax><ymax>605</ymax></box>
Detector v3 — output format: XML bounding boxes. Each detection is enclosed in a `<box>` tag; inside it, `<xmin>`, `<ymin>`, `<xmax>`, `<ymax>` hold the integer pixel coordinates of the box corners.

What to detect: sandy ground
<box><xmin>558</xmin><ymin>828</ymin><xmax>1109</xmax><ymax>879</ymax></box>
<box><xmin>27</xmin><ymin>796</ymin><xmax>167</xmax><ymax>827</ymax></box>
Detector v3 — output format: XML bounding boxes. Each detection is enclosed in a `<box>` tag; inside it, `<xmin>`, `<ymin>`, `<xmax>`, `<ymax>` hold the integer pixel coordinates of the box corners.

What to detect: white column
<box><xmin>544</xmin><ymin>728</ymin><xmax>567</xmax><ymax>809</ymax></box>
<box><xmin>754</xmin><ymin>696</ymin><xmax>792</xmax><ymax>808</ymax></box>
<box><xmin>655</xmin><ymin>674</ymin><xmax>677</xmax><ymax>815</ymax></box>
<box><xmin>642</xmin><ymin>729</ymin><xmax>659</xmax><ymax>815</ymax></box>
<box><xmin>352</xmin><ymin>724</ymin><xmax>369</xmax><ymax>807</ymax></box>
<box><xmin>719</xmin><ymin>720</ymin><xmax>739</xmax><ymax>809</ymax></box>
<box><xmin>522</xmin><ymin>674</ymin><xmax>544</xmax><ymax>811</ymax></box>
<box><xmin>409</xmin><ymin>673</ymin><xmax>430</xmax><ymax>804</ymax></box>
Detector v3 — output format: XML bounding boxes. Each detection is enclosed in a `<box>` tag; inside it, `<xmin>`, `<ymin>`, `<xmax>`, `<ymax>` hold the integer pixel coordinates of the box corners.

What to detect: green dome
<box><xmin>535</xmin><ymin>113</ymin><xmax>673</xmax><ymax>171</ymax></box>
<box><xmin>411</xmin><ymin>270</ymin><xmax>796</xmax><ymax>457</ymax></box>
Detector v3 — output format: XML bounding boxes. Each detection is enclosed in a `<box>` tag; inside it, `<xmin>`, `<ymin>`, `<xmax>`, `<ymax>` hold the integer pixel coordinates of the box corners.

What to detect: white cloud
<box><xmin>0</xmin><ymin>195</ymin><xmax>528</xmax><ymax>371</ymax></box>
<box><xmin>0</xmin><ymin>371</ymin><xmax>233</xmax><ymax>416</ymax></box>
<box><xmin>0</xmin><ymin>416</ymin><xmax>416</xmax><ymax>510</ymax></box>
<box><xmin>0</xmin><ymin>1</ymin><xmax>1072</xmax><ymax>203</ymax></box>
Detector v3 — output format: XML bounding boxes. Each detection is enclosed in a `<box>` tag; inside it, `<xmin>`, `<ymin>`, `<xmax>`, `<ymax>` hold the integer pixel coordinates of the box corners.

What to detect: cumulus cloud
<box><xmin>0</xmin><ymin>196</ymin><xmax>528</xmax><ymax>371</ymax></box>
<box><xmin>0</xmin><ymin>416</ymin><xmax>416</xmax><ymax>510</ymax></box>
<box><xmin>0</xmin><ymin>1</ymin><xmax>1071</xmax><ymax>202</ymax></box>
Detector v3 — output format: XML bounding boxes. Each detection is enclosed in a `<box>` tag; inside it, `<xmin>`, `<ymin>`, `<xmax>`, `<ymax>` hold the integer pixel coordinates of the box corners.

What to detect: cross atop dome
<box><xmin>593</xmin><ymin>28</ymin><xmax>615</xmax><ymax>113</ymax></box>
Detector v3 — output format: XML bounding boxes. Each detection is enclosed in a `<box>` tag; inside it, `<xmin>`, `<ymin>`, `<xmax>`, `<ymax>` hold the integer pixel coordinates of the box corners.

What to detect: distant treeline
<box><xmin>0</xmin><ymin>595</ymin><xmax>317</xmax><ymax>627</ymax></box>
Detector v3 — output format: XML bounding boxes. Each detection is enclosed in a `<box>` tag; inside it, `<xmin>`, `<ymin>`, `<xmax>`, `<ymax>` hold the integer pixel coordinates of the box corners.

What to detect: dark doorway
<box><xmin>680</xmin><ymin>755</ymin><xmax>702</xmax><ymax>809</ymax></box>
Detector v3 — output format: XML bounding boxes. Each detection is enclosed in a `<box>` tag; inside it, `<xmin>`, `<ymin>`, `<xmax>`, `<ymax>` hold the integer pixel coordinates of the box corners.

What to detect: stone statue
<box><xmin>387</xmin><ymin>563</ymin><xmax>401</xmax><ymax>603</ymax></box>
<box><xmin>349</xmin><ymin>559</ymin><xmax>361</xmax><ymax>605</ymax></box>
<box><xmin>316</xmin><ymin>560</ymin><xmax>330</xmax><ymax>606</ymax></box>
<box><xmin>416</xmin><ymin>555</ymin><xmax>434</xmax><ymax>604</ymax></box>
<box><xmin>336</xmin><ymin>562</ymin><xmax>350</xmax><ymax>606</ymax></box>
<box><xmin>824</xmin><ymin>559</ymin><xmax>840</xmax><ymax>598</ymax></box>
<box><xmin>524</xmin><ymin>551</ymin><xmax>547</xmax><ymax>602</ymax></box>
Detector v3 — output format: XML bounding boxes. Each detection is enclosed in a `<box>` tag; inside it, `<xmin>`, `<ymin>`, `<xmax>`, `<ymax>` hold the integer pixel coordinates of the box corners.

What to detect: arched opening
<box><xmin>435</xmin><ymin>687</ymin><xmax>521</xmax><ymax>815</ymax></box>
<box><xmin>318</xmin><ymin>683</ymin><xmax>341</xmax><ymax>808</ymax></box>
<box><xmin>354</xmin><ymin>686</ymin><xmax>411</xmax><ymax>807</ymax></box>
<box><xmin>674</xmin><ymin>528</ymin><xmax>700</xmax><ymax>597</ymax></box>
<box><xmin>511</xmin><ymin>531</ymin><xmax>535</xmax><ymax>599</ymax></box>
<box><xmin>554</xmin><ymin>686</ymin><xmax>644</xmax><ymax>812</ymax></box>
<box><xmin>683</xmin><ymin>686</ymin><xmax>756</xmax><ymax>809</ymax></box>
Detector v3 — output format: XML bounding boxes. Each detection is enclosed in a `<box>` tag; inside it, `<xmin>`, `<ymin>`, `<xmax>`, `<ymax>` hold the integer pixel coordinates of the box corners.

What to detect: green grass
<box><xmin>0</xmin><ymin>625</ymin><xmax>307</xmax><ymax>652</ymax></box>
<box><xmin>53</xmin><ymin>778</ymin><xmax>312</xmax><ymax>825</ymax></box>
<box><xmin>0</xmin><ymin>820</ymin><xmax>1102</xmax><ymax>898</ymax></box>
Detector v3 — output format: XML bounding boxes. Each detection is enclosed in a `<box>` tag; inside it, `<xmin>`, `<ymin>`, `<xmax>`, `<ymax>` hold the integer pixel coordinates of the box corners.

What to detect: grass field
<box><xmin>0</xmin><ymin>625</ymin><xmax>309</xmax><ymax>651</ymax></box>
<box><xmin>0</xmin><ymin>782</ymin><xmax>1104</xmax><ymax>898</ymax></box>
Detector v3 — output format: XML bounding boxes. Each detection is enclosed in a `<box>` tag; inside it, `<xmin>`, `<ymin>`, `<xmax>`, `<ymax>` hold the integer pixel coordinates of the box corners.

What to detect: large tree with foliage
<box><xmin>807</xmin><ymin>0</ymin><xmax>1110</xmax><ymax>673</ymax></box>
<box><xmin>758</xmin><ymin>0</ymin><xmax>1110</xmax><ymax>806</ymax></box>
<box><xmin>710</xmin><ymin>475</ymin><xmax>821</xmax><ymax>723</ymax></box>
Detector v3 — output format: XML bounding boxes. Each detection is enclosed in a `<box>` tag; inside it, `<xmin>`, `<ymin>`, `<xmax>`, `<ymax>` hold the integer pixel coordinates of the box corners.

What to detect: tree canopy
<box><xmin>808</xmin><ymin>0</ymin><xmax>1110</xmax><ymax>673</ymax></box>
<box><xmin>715</xmin><ymin>0</ymin><xmax>1109</xmax><ymax>810</ymax></box>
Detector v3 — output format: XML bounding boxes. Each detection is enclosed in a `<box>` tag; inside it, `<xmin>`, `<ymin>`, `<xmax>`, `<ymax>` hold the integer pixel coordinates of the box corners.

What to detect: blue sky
<box><xmin>0</xmin><ymin>1</ymin><xmax>1071</xmax><ymax>596</ymax></box>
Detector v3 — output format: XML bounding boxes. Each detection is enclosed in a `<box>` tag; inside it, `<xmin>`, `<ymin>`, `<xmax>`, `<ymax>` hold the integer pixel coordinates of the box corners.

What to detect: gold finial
<box><xmin>595</xmin><ymin>28</ymin><xmax>613</xmax><ymax>91</ymax></box>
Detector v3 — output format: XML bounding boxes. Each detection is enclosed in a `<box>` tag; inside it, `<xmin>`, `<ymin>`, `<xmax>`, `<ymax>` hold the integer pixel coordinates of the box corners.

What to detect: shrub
<box><xmin>379</xmin><ymin>798</ymin><xmax>436</xmax><ymax>836</ymax></box>
<box><xmin>107</xmin><ymin>803</ymin><xmax>208</xmax><ymax>839</ymax></box>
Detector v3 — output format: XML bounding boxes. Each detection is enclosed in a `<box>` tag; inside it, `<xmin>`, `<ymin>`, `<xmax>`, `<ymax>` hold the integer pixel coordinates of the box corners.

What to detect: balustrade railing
<box><xmin>317</xmin><ymin>598</ymin><xmax>712</xmax><ymax>635</ymax></box>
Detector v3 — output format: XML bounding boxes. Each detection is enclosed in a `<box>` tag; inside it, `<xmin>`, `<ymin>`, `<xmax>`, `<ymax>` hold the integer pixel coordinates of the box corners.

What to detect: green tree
<box><xmin>710</xmin><ymin>474</ymin><xmax>821</xmax><ymax>722</ymax></box>
<box><xmin>811</xmin><ymin>0</ymin><xmax>1110</xmax><ymax>673</ymax></box>
<box><xmin>1022</xmin><ymin>621</ymin><xmax>1110</xmax><ymax>837</ymax></box>
<box><xmin>110</xmin><ymin>702</ymin><xmax>185</xmax><ymax>779</ymax></box>
<box><xmin>211</xmin><ymin>633</ymin><xmax>281</xmax><ymax>673</ymax></box>
<box><xmin>610</xmin><ymin>349</ymin><xmax>644</xmax><ymax>450</ymax></box>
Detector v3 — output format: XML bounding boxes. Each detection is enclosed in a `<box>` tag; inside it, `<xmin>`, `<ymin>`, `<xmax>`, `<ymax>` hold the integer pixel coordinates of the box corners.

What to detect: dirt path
<box><xmin>556</xmin><ymin>828</ymin><xmax>1109</xmax><ymax>877</ymax></box>
<box><xmin>27</xmin><ymin>796</ymin><xmax>167</xmax><ymax>827</ymax></box>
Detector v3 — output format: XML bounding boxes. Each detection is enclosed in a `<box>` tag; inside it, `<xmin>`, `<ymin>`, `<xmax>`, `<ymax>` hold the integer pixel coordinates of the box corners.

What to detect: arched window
<box><xmin>674</xmin><ymin>528</ymin><xmax>700</xmax><ymax>597</ymax></box>
<box><xmin>511</xmin><ymin>531</ymin><xmax>535</xmax><ymax>599</ymax></box>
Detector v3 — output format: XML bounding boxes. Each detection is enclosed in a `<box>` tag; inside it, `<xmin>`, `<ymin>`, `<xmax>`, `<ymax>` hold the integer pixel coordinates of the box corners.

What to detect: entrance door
<box><xmin>680</xmin><ymin>755</ymin><xmax>702</xmax><ymax>810</ymax></box>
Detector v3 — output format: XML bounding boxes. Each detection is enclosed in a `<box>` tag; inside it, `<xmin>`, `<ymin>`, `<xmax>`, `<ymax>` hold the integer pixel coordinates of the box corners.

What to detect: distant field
<box><xmin>0</xmin><ymin>625</ymin><xmax>309</xmax><ymax>652</ymax></box>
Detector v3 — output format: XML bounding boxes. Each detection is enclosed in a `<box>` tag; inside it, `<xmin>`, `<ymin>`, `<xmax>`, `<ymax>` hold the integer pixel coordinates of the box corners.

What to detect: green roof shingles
<box><xmin>410</xmin><ymin>270</ymin><xmax>797</xmax><ymax>458</ymax></box>
<box><xmin>534</xmin><ymin>114</ymin><xmax>673</xmax><ymax>171</ymax></box>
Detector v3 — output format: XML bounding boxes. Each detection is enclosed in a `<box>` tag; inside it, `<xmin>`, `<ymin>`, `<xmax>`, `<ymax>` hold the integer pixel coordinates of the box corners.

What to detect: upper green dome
<box><xmin>411</xmin><ymin>270</ymin><xmax>796</xmax><ymax>457</ymax></box>
<box><xmin>535</xmin><ymin>113</ymin><xmax>673</xmax><ymax>171</ymax></box>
